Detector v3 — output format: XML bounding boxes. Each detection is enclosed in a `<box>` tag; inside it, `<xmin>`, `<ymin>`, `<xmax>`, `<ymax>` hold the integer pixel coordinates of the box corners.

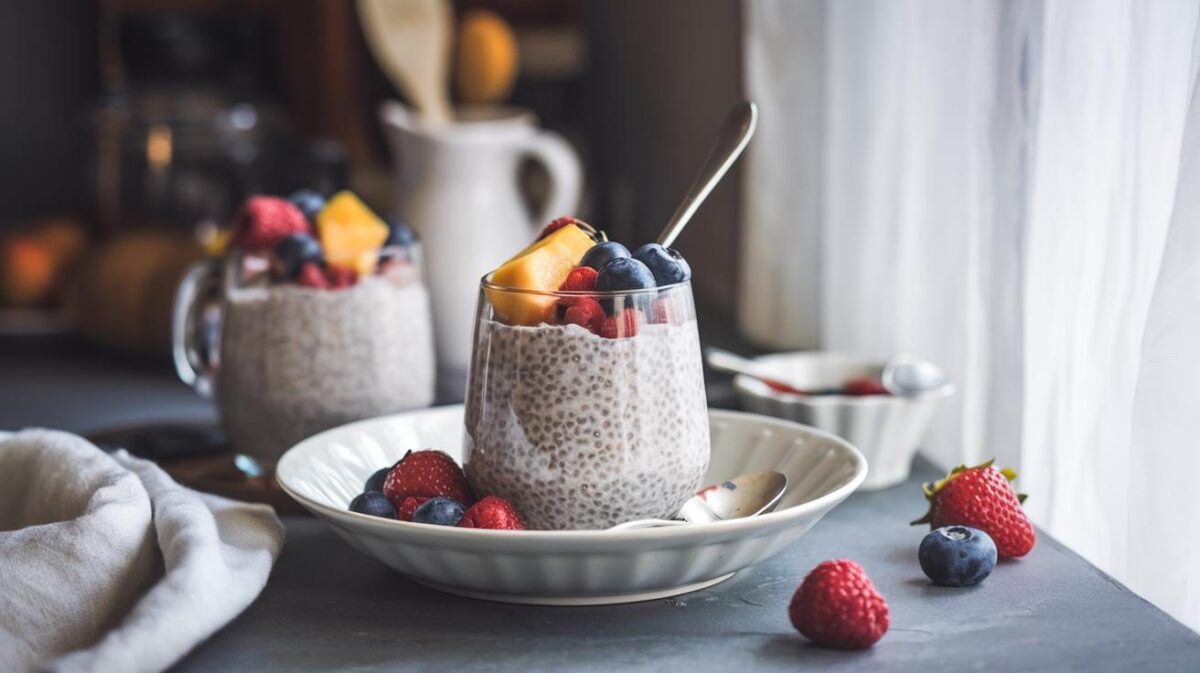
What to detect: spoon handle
<box><xmin>704</xmin><ymin>347</ymin><xmax>759</xmax><ymax>377</ymax></box>
<box><xmin>656</xmin><ymin>101</ymin><xmax>758</xmax><ymax>248</ymax></box>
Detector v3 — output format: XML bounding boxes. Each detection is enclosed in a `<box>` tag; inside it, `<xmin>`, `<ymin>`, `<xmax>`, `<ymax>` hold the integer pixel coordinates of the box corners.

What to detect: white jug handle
<box><xmin>524</xmin><ymin>130</ymin><xmax>583</xmax><ymax>231</ymax></box>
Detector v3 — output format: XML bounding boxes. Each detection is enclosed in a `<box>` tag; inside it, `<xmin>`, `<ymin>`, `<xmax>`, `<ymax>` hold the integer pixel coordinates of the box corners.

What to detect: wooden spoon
<box><xmin>357</xmin><ymin>0</ymin><xmax>453</xmax><ymax>124</ymax></box>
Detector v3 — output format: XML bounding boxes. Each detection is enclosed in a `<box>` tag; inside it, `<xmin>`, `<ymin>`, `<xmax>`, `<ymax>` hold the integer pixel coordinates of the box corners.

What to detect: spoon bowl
<box><xmin>609</xmin><ymin>471</ymin><xmax>788</xmax><ymax>531</ymax></box>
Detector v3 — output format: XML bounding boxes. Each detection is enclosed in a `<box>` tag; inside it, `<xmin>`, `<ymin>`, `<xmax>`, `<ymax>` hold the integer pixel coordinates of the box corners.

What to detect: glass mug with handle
<box><xmin>172</xmin><ymin>248</ymin><xmax>436</xmax><ymax>463</ymax></box>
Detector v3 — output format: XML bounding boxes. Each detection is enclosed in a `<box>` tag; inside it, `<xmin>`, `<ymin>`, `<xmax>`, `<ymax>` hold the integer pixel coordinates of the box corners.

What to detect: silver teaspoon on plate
<box><xmin>609</xmin><ymin>470</ymin><xmax>787</xmax><ymax>531</ymax></box>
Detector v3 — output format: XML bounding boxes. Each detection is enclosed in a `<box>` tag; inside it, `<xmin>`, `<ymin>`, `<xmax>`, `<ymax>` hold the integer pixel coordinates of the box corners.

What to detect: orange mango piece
<box><xmin>488</xmin><ymin>224</ymin><xmax>594</xmax><ymax>325</ymax></box>
<box><xmin>317</xmin><ymin>191</ymin><xmax>390</xmax><ymax>274</ymax></box>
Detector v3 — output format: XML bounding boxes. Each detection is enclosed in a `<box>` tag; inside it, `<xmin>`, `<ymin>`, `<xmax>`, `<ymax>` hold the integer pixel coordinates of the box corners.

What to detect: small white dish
<box><xmin>276</xmin><ymin>405</ymin><xmax>866</xmax><ymax>606</ymax></box>
<box><xmin>733</xmin><ymin>352</ymin><xmax>953</xmax><ymax>491</ymax></box>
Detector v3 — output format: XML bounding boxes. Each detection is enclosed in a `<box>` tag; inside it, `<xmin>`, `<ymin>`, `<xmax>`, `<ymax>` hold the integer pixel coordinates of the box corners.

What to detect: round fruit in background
<box><xmin>918</xmin><ymin>525</ymin><xmax>997</xmax><ymax>587</ymax></box>
<box><xmin>455</xmin><ymin>9</ymin><xmax>518</xmax><ymax>105</ymax></box>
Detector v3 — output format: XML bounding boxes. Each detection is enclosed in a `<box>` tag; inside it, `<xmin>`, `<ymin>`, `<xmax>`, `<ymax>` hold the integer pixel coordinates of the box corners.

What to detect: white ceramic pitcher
<box><xmin>379</xmin><ymin>101</ymin><xmax>582</xmax><ymax>378</ymax></box>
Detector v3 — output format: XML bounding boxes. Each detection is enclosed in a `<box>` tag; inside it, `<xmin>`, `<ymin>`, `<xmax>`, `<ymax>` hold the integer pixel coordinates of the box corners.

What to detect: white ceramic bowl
<box><xmin>734</xmin><ymin>352</ymin><xmax>953</xmax><ymax>491</ymax></box>
<box><xmin>276</xmin><ymin>405</ymin><xmax>866</xmax><ymax>605</ymax></box>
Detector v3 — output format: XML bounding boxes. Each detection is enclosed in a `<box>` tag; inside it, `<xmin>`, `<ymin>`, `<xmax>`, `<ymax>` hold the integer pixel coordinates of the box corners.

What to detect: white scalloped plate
<box><xmin>276</xmin><ymin>406</ymin><xmax>867</xmax><ymax>605</ymax></box>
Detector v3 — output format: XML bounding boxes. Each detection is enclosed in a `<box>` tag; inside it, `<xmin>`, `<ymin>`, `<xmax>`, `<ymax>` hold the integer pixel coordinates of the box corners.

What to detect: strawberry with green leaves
<box><xmin>912</xmin><ymin>460</ymin><xmax>1036</xmax><ymax>558</ymax></box>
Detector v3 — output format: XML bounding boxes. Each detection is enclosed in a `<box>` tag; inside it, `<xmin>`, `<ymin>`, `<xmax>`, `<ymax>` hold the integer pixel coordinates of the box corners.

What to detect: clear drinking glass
<box><xmin>463</xmin><ymin>274</ymin><xmax>711</xmax><ymax>530</ymax></box>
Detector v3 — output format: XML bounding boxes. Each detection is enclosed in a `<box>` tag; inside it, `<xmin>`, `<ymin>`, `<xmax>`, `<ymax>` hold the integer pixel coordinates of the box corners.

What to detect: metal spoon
<box><xmin>656</xmin><ymin>101</ymin><xmax>758</xmax><ymax>248</ymax></box>
<box><xmin>609</xmin><ymin>471</ymin><xmax>787</xmax><ymax>531</ymax></box>
<box><xmin>880</xmin><ymin>354</ymin><xmax>954</xmax><ymax>398</ymax></box>
<box><xmin>704</xmin><ymin>347</ymin><xmax>811</xmax><ymax>395</ymax></box>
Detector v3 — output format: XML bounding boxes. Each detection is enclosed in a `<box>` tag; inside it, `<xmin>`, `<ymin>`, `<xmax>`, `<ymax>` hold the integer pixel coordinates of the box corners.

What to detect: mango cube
<box><xmin>317</xmin><ymin>191</ymin><xmax>390</xmax><ymax>275</ymax></box>
<box><xmin>488</xmin><ymin>224</ymin><xmax>595</xmax><ymax>325</ymax></box>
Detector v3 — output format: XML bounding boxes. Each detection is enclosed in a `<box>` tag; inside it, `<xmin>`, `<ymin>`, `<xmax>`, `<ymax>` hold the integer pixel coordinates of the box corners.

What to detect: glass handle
<box><xmin>171</xmin><ymin>259</ymin><xmax>222</xmax><ymax>398</ymax></box>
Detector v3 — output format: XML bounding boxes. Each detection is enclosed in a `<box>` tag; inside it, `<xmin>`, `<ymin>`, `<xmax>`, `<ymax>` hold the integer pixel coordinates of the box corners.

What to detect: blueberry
<box><xmin>919</xmin><ymin>525</ymin><xmax>997</xmax><ymax>587</ymax></box>
<box><xmin>287</xmin><ymin>189</ymin><xmax>326</xmax><ymax>223</ymax></box>
<box><xmin>595</xmin><ymin>257</ymin><xmax>656</xmax><ymax>293</ymax></box>
<box><xmin>274</xmin><ymin>233</ymin><xmax>324</xmax><ymax>279</ymax></box>
<box><xmin>412</xmin><ymin>496</ymin><xmax>466</xmax><ymax>526</ymax></box>
<box><xmin>349</xmin><ymin>491</ymin><xmax>396</xmax><ymax>519</ymax></box>
<box><xmin>363</xmin><ymin>466</ymin><xmax>391</xmax><ymax>493</ymax></box>
<box><xmin>385</xmin><ymin>216</ymin><xmax>418</xmax><ymax>247</ymax></box>
<box><xmin>580</xmin><ymin>241</ymin><xmax>631</xmax><ymax>271</ymax></box>
<box><xmin>633</xmin><ymin>243</ymin><xmax>691</xmax><ymax>286</ymax></box>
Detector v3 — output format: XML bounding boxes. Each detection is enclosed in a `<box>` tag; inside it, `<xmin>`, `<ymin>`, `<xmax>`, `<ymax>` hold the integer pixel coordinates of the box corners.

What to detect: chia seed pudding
<box><xmin>464</xmin><ymin>318</ymin><xmax>710</xmax><ymax>530</ymax></box>
<box><xmin>217</xmin><ymin>275</ymin><xmax>435</xmax><ymax>461</ymax></box>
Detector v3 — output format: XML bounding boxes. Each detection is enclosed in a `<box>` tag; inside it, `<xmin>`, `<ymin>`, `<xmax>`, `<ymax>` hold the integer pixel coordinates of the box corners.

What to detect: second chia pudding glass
<box><xmin>463</xmin><ymin>276</ymin><xmax>711</xmax><ymax>530</ymax></box>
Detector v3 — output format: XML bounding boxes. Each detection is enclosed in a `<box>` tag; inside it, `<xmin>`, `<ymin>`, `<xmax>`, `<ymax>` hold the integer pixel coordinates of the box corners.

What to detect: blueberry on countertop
<box><xmin>412</xmin><ymin>496</ymin><xmax>466</xmax><ymax>526</ymax></box>
<box><xmin>349</xmin><ymin>491</ymin><xmax>397</xmax><ymax>519</ymax></box>
<box><xmin>275</xmin><ymin>233</ymin><xmax>325</xmax><ymax>279</ymax></box>
<box><xmin>596</xmin><ymin>257</ymin><xmax>656</xmax><ymax>293</ymax></box>
<box><xmin>919</xmin><ymin>525</ymin><xmax>997</xmax><ymax>587</ymax></box>
<box><xmin>580</xmin><ymin>241</ymin><xmax>631</xmax><ymax>271</ymax></box>
<box><xmin>287</xmin><ymin>189</ymin><xmax>326</xmax><ymax>223</ymax></box>
<box><xmin>633</xmin><ymin>243</ymin><xmax>691</xmax><ymax>286</ymax></box>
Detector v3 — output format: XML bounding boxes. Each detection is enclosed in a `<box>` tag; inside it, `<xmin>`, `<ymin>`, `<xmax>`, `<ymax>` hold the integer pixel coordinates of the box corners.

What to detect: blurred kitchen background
<box><xmin>3</xmin><ymin>0</ymin><xmax>1200</xmax><ymax>634</ymax></box>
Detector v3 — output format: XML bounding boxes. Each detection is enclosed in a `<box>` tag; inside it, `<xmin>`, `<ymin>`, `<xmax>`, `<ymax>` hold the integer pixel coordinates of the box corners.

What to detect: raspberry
<box><xmin>649</xmin><ymin>297</ymin><xmax>674</xmax><ymax>324</ymax></box>
<box><xmin>789</xmin><ymin>560</ymin><xmax>889</xmax><ymax>649</ymax></box>
<box><xmin>562</xmin><ymin>297</ymin><xmax>605</xmax><ymax>332</ymax></box>
<box><xmin>382</xmin><ymin>450</ymin><xmax>473</xmax><ymax>513</ymax></box>
<box><xmin>396</xmin><ymin>496</ymin><xmax>429</xmax><ymax>522</ymax></box>
<box><xmin>233</xmin><ymin>196</ymin><xmax>309</xmax><ymax>253</ymax></box>
<box><xmin>560</xmin><ymin>266</ymin><xmax>598</xmax><ymax>292</ymax></box>
<box><xmin>598</xmin><ymin>308</ymin><xmax>642</xmax><ymax>339</ymax></box>
<box><xmin>296</xmin><ymin>262</ymin><xmax>329</xmax><ymax>289</ymax></box>
<box><xmin>457</xmin><ymin>496</ymin><xmax>525</xmax><ymax>530</ymax></box>
<box><xmin>324</xmin><ymin>265</ymin><xmax>359</xmax><ymax>289</ymax></box>
<box><xmin>538</xmin><ymin>216</ymin><xmax>580</xmax><ymax>240</ymax></box>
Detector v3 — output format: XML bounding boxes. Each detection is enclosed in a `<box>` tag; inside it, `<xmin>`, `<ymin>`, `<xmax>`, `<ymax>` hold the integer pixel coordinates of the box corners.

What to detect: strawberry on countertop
<box><xmin>789</xmin><ymin>559</ymin><xmax>889</xmax><ymax>649</ymax></box>
<box><xmin>911</xmin><ymin>460</ymin><xmax>1036</xmax><ymax>558</ymax></box>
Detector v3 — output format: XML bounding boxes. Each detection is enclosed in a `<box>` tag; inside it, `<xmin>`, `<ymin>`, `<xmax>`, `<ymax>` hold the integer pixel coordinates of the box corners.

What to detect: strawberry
<box><xmin>296</xmin><ymin>262</ymin><xmax>328</xmax><ymax>289</ymax></box>
<box><xmin>598</xmin><ymin>308</ymin><xmax>643</xmax><ymax>339</ymax></box>
<box><xmin>457</xmin><ymin>495</ymin><xmax>525</xmax><ymax>530</ymax></box>
<box><xmin>382</xmin><ymin>450</ymin><xmax>474</xmax><ymax>514</ymax></box>
<box><xmin>562</xmin><ymin>297</ymin><xmax>605</xmax><ymax>332</ymax></box>
<box><xmin>789</xmin><ymin>559</ymin><xmax>889</xmax><ymax>649</ymax></box>
<box><xmin>560</xmin><ymin>266</ymin><xmax>598</xmax><ymax>292</ymax></box>
<box><xmin>233</xmin><ymin>196</ymin><xmax>310</xmax><ymax>253</ymax></box>
<box><xmin>911</xmin><ymin>460</ymin><xmax>1035</xmax><ymax>558</ymax></box>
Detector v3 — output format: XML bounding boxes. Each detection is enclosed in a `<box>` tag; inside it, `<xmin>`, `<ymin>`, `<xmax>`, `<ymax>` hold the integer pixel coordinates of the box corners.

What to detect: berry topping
<box><xmin>538</xmin><ymin>216</ymin><xmax>581</xmax><ymax>240</ymax></box>
<box><xmin>843</xmin><ymin>376</ymin><xmax>890</xmax><ymax>396</ymax></box>
<box><xmin>489</xmin><ymin>224</ymin><xmax>597</xmax><ymax>325</ymax></box>
<box><xmin>233</xmin><ymin>196</ymin><xmax>310</xmax><ymax>254</ymax></box>
<box><xmin>598</xmin><ymin>308</ymin><xmax>643</xmax><ymax>339</ymax></box>
<box><xmin>649</xmin><ymin>297</ymin><xmax>674</xmax><ymax>324</ymax></box>
<box><xmin>596</xmin><ymin>257</ymin><xmax>656</xmax><ymax>293</ymax></box>
<box><xmin>349</xmin><ymin>491</ymin><xmax>397</xmax><ymax>519</ymax></box>
<box><xmin>363</xmin><ymin>466</ymin><xmax>392</xmax><ymax>493</ymax></box>
<box><xmin>559</xmin><ymin>266</ymin><xmax>598</xmax><ymax>292</ymax></box>
<box><xmin>580</xmin><ymin>241</ymin><xmax>631</xmax><ymax>271</ymax></box>
<box><xmin>296</xmin><ymin>262</ymin><xmax>329</xmax><ymax>289</ymax></box>
<box><xmin>287</xmin><ymin>189</ymin><xmax>326</xmax><ymax>223</ymax></box>
<box><xmin>457</xmin><ymin>495</ymin><xmax>525</xmax><ymax>530</ymax></box>
<box><xmin>911</xmin><ymin>460</ymin><xmax>1036</xmax><ymax>558</ymax></box>
<box><xmin>919</xmin><ymin>526</ymin><xmax>997</xmax><ymax>587</ymax></box>
<box><xmin>382</xmin><ymin>450</ymin><xmax>474</xmax><ymax>512</ymax></box>
<box><xmin>385</xmin><ymin>216</ymin><xmax>418</xmax><ymax>247</ymax></box>
<box><xmin>562</xmin><ymin>296</ymin><xmax>605</xmax><ymax>332</ymax></box>
<box><xmin>324</xmin><ymin>265</ymin><xmax>359</xmax><ymax>290</ymax></box>
<box><xmin>789</xmin><ymin>560</ymin><xmax>889</xmax><ymax>649</ymax></box>
<box><xmin>412</xmin><ymin>497</ymin><xmax>467</xmax><ymax>526</ymax></box>
<box><xmin>633</xmin><ymin>243</ymin><xmax>692</xmax><ymax>286</ymax></box>
<box><xmin>274</xmin><ymin>233</ymin><xmax>324</xmax><ymax>279</ymax></box>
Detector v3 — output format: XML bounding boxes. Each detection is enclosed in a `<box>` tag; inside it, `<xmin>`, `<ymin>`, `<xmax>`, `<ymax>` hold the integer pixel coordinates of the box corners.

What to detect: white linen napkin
<box><xmin>0</xmin><ymin>429</ymin><xmax>284</xmax><ymax>673</ymax></box>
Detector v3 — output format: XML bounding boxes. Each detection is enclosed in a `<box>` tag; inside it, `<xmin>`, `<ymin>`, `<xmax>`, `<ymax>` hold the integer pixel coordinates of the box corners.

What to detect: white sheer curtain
<box><xmin>742</xmin><ymin>0</ymin><xmax>1200</xmax><ymax>632</ymax></box>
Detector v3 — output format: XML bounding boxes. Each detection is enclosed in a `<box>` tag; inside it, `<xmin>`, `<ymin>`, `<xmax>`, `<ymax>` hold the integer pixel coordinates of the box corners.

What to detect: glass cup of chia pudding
<box><xmin>463</xmin><ymin>275</ymin><xmax>711</xmax><ymax>530</ymax></box>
